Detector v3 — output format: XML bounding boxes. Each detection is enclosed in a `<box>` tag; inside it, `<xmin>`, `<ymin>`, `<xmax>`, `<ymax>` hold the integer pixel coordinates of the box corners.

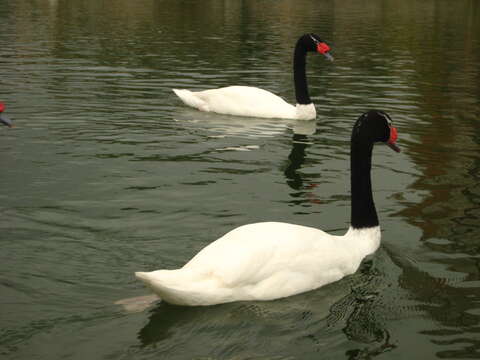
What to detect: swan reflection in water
<box><xmin>134</xmin><ymin>260</ymin><xmax>396</xmax><ymax>357</ymax></box>
<box><xmin>173</xmin><ymin>107</ymin><xmax>317</xmax><ymax>140</ymax></box>
<box><xmin>284</xmin><ymin>120</ymin><xmax>325</xmax><ymax>208</ymax></box>
<box><xmin>284</xmin><ymin>133</ymin><xmax>310</xmax><ymax>190</ymax></box>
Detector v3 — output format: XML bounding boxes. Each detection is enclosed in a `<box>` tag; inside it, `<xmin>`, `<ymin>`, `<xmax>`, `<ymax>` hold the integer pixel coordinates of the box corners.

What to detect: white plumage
<box><xmin>172</xmin><ymin>86</ymin><xmax>316</xmax><ymax>120</ymax></box>
<box><xmin>135</xmin><ymin>223</ymin><xmax>380</xmax><ymax>306</ymax></box>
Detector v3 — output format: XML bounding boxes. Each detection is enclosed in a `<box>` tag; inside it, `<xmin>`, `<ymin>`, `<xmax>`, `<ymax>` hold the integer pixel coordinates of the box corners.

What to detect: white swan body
<box><xmin>136</xmin><ymin>223</ymin><xmax>380</xmax><ymax>306</ymax></box>
<box><xmin>173</xmin><ymin>86</ymin><xmax>316</xmax><ymax>120</ymax></box>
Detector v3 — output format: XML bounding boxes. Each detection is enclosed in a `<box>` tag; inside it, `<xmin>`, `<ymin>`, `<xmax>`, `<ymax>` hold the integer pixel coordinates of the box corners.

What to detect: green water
<box><xmin>1</xmin><ymin>0</ymin><xmax>479</xmax><ymax>359</ymax></box>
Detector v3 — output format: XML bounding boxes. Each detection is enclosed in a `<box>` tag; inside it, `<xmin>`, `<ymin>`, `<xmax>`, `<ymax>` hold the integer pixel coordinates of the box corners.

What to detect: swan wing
<box><xmin>186</xmin><ymin>222</ymin><xmax>348</xmax><ymax>289</ymax></box>
<box><xmin>173</xmin><ymin>86</ymin><xmax>297</xmax><ymax>119</ymax></box>
<box><xmin>172</xmin><ymin>89</ymin><xmax>210</xmax><ymax>112</ymax></box>
<box><xmin>136</xmin><ymin>222</ymin><xmax>363</xmax><ymax>305</ymax></box>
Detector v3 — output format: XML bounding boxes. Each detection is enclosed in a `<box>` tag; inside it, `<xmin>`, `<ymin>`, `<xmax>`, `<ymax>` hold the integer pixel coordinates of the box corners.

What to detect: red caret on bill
<box><xmin>389</xmin><ymin>126</ymin><xmax>398</xmax><ymax>144</ymax></box>
<box><xmin>0</xmin><ymin>103</ymin><xmax>5</xmax><ymax>113</ymax></box>
<box><xmin>317</xmin><ymin>42</ymin><xmax>330</xmax><ymax>54</ymax></box>
<box><xmin>387</xmin><ymin>126</ymin><xmax>401</xmax><ymax>152</ymax></box>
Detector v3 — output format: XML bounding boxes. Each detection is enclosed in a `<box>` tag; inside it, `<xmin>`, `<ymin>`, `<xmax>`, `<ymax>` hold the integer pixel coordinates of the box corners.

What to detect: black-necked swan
<box><xmin>0</xmin><ymin>103</ymin><xmax>13</xmax><ymax>128</ymax></box>
<box><xmin>135</xmin><ymin>110</ymin><xmax>400</xmax><ymax>306</ymax></box>
<box><xmin>172</xmin><ymin>33</ymin><xmax>333</xmax><ymax>120</ymax></box>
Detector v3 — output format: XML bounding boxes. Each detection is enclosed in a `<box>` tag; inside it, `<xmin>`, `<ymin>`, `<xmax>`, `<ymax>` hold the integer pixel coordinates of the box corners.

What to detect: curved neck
<box><xmin>293</xmin><ymin>39</ymin><xmax>311</xmax><ymax>105</ymax></box>
<box><xmin>350</xmin><ymin>139</ymin><xmax>379</xmax><ymax>229</ymax></box>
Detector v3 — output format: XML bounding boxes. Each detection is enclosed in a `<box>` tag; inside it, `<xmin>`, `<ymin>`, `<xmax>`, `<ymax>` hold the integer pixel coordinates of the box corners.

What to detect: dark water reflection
<box><xmin>137</xmin><ymin>258</ymin><xmax>392</xmax><ymax>359</ymax></box>
<box><xmin>1</xmin><ymin>0</ymin><xmax>480</xmax><ymax>359</ymax></box>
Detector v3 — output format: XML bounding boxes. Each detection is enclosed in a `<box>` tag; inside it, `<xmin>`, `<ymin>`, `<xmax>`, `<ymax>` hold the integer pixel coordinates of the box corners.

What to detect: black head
<box><xmin>352</xmin><ymin>110</ymin><xmax>400</xmax><ymax>152</ymax></box>
<box><xmin>299</xmin><ymin>33</ymin><xmax>334</xmax><ymax>61</ymax></box>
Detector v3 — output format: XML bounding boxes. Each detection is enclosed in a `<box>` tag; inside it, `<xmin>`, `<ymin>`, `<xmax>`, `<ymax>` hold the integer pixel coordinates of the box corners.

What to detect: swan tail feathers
<box><xmin>135</xmin><ymin>271</ymin><xmax>219</xmax><ymax>306</ymax></box>
<box><xmin>135</xmin><ymin>271</ymin><xmax>152</xmax><ymax>283</ymax></box>
<box><xmin>172</xmin><ymin>89</ymin><xmax>209</xmax><ymax>112</ymax></box>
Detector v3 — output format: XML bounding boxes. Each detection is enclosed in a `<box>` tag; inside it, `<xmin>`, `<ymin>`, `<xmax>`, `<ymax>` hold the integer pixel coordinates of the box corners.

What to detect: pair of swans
<box><xmin>135</xmin><ymin>34</ymin><xmax>401</xmax><ymax>306</ymax></box>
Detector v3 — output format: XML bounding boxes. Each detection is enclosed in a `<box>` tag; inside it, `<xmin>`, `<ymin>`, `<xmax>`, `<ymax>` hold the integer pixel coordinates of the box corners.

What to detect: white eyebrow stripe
<box><xmin>309</xmin><ymin>34</ymin><xmax>320</xmax><ymax>44</ymax></box>
<box><xmin>379</xmin><ymin>112</ymin><xmax>393</xmax><ymax>125</ymax></box>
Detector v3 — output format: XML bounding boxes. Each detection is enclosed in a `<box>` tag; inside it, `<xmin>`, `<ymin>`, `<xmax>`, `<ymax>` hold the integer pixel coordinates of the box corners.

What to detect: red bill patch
<box><xmin>317</xmin><ymin>42</ymin><xmax>331</xmax><ymax>54</ymax></box>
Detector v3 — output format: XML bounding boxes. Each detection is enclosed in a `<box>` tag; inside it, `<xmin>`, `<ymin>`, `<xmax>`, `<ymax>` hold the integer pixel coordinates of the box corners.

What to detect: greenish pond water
<box><xmin>1</xmin><ymin>0</ymin><xmax>479</xmax><ymax>359</ymax></box>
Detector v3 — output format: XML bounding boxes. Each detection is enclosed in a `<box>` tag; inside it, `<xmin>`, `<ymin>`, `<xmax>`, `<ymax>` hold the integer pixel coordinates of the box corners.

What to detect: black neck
<box><xmin>293</xmin><ymin>39</ymin><xmax>311</xmax><ymax>105</ymax></box>
<box><xmin>350</xmin><ymin>139</ymin><xmax>379</xmax><ymax>229</ymax></box>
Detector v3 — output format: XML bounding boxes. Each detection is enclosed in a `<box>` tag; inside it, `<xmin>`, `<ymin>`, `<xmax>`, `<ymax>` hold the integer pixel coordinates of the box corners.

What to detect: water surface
<box><xmin>1</xmin><ymin>0</ymin><xmax>479</xmax><ymax>359</ymax></box>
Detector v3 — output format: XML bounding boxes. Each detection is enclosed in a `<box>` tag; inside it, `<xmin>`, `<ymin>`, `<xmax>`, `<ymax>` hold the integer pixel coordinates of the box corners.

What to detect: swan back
<box><xmin>173</xmin><ymin>86</ymin><xmax>300</xmax><ymax>119</ymax></box>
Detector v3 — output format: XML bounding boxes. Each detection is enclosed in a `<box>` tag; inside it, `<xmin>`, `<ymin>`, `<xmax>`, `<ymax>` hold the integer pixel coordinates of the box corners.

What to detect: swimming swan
<box><xmin>135</xmin><ymin>110</ymin><xmax>401</xmax><ymax>306</ymax></box>
<box><xmin>172</xmin><ymin>33</ymin><xmax>333</xmax><ymax>120</ymax></box>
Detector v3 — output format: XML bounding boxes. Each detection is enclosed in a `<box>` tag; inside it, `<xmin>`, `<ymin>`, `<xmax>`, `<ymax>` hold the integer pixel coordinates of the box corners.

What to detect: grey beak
<box><xmin>386</xmin><ymin>141</ymin><xmax>401</xmax><ymax>153</ymax></box>
<box><xmin>0</xmin><ymin>114</ymin><xmax>13</xmax><ymax>128</ymax></box>
<box><xmin>323</xmin><ymin>52</ymin><xmax>334</xmax><ymax>61</ymax></box>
